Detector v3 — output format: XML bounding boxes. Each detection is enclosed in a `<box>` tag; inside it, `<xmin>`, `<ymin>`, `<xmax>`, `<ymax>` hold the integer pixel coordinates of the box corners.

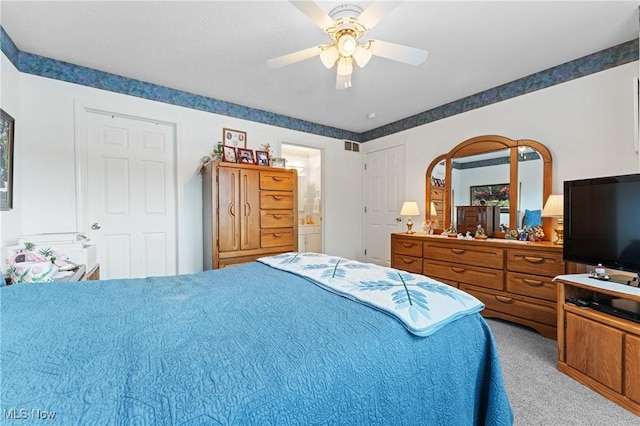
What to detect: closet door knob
<box><xmin>91</xmin><ymin>222</ymin><xmax>102</xmax><ymax>230</ymax></box>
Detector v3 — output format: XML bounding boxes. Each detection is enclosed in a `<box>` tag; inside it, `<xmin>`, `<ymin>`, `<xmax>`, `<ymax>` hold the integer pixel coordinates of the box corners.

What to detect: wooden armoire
<box><xmin>202</xmin><ymin>161</ymin><xmax>298</xmax><ymax>269</ymax></box>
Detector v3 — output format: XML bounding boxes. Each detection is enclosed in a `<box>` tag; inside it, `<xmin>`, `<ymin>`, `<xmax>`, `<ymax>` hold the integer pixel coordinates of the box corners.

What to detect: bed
<box><xmin>1</xmin><ymin>252</ymin><xmax>513</xmax><ymax>425</ymax></box>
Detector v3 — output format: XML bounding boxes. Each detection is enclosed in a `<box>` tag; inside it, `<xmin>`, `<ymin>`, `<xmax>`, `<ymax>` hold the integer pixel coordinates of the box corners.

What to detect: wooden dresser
<box><xmin>391</xmin><ymin>233</ymin><xmax>576</xmax><ymax>339</ymax></box>
<box><xmin>202</xmin><ymin>161</ymin><xmax>298</xmax><ymax>269</ymax></box>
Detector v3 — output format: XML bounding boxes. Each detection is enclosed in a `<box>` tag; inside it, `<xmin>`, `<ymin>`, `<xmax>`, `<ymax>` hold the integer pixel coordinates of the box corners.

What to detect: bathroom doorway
<box><xmin>281</xmin><ymin>143</ymin><xmax>323</xmax><ymax>254</ymax></box>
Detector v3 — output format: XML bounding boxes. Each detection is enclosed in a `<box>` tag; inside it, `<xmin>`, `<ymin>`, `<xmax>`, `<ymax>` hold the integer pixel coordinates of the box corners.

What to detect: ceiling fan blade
<box><xmin>368</xmin><ymin>40</ymin><xmax>428</xmax><ymax>65</ymax></box>
<box><xmin>290</xmin><ymin>0</ymin><xmax>334</xmax><ymax>30</ymax></box>
<box><xmin>267</xmin><ymin>45</ymin><xmax>323</xmax><ymax>68</ymax></box>
<box><xmin>357</xmin><ymin>1</ymin><xmax>401</xmax><ymax>30</ymax></box>
<box><xmin>336</xmin><ymin>72</ymin><xmax>352</xmax><ymax>90</ymax></box>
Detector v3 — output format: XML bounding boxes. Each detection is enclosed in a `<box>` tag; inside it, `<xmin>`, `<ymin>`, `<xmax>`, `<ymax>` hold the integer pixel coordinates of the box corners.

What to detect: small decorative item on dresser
<box><xmin>238</xmin><ymin>148</ymin><xmax>255</xmax><ymax>164</ymax></box>
<box><xmin>222</xmin><ymin>146</ymin><xmax>237</xmax><ymax>163</ymax></box>
<box><xmin>222</xmin><ymin>128</ymin><xmax>246</xmax><ymax>148</ymax></box>
<box><xmin>270</xmin><ymin>157</ymin><xmax>286</xmax><ymax>168</ymax></box>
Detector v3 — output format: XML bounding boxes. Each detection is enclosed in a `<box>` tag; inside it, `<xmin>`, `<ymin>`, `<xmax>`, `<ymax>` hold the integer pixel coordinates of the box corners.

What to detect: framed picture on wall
<box><xmin>222</xmin><ymin>128</ymin><xmax>247</xmax><ymax>148</ymax></box>
<box><xmin>0</xmin><ymin>108</ymin><xmax>15</xmax><ymax>211</ymax></box>
<box><xmin>256</xmin><ymin>150</ymin><xmax>269</xmax><ymax>166</ymax></box>
<box><xmin>470</xmin><ymin>183</ymin><xmax>510</xmax><ymax>209</ymax></box>
<box><xmin>222</xmin><ymin>146</ymin><xmax>237</xmax><ymax>163</ymax></box>
<box><xmin>238</xmin><ymin>148</ymin><xmax>254</xmax><ymax>164</ymax></box>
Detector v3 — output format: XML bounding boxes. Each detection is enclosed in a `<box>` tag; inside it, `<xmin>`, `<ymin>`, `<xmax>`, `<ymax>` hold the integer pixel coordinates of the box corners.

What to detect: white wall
<box><xmin>3</xmin><ymin>54</ymin><xmax>638</xmax><ymax>276</ymax></box>
<box><xmin>363</xmin><ymin>62</ymin><xmax>640</xmax><ymax>219</ymax></box>
<box><xmin>0</xmin><ymin>54</ymin><xmax>21</xmax><ymax>273</ymax></box>
<box><xmin>0</xmin><ymin>53</ymin><xmax>363</xmax><ymax>273</ymax></box>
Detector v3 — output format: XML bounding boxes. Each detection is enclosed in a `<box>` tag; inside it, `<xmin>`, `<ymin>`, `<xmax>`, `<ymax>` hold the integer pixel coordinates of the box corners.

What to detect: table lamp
<box><xmin>400</xmin><ymin>201</ymin><xmax>420</xmax><ymax>234</ymax></box>
<box><xmin>542</xmin><ymin>194</ymin><xmax>564</xmax><ymax>244</ymax></box>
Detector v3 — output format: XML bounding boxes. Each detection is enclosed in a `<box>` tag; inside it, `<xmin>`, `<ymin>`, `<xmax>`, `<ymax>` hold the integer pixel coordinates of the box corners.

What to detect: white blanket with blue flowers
<box><xmin>258</xmin><ymin>252</ymin><xmax>485</xmax><ymax>337</ymax></box>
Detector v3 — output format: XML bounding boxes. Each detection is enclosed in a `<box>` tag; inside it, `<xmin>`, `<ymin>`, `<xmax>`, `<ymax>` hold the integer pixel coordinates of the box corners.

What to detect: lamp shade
<box><xmin>542</xmin><ymin>194</ymin><xmax>563</xmax><ymax>217</ymax></box>
<box><xmin>337</xmin><ymin>33</ymin><xmax>357</xmax><ymax>56</ymax></box>
<box><xmin>320</xmin><ymin>46</ymin><xmax>339</xmax><ymax>69</ymax></box>
<box><xmin>353</xmin><ymin>45</ymin><xmax>372</xmax><ymax>67</ymax></box>
<box><xmin>400</xmin><ymin>201</ymin><xmax>420</xmax><ymax>216</ymax></box>
<box><xmin>337</xmin><ymin>57</ymin><xmax>353</xmax><ymax>76</ymax></box>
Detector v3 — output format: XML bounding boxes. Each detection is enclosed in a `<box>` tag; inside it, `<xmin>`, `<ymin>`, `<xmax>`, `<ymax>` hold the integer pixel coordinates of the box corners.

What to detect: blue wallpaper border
<box><xmin>1</xmin><ymin>25</ymin><xmax>637</xmax><ymax>143</ymax></box>
<box><xmin>361</xmin><ymin>38</ymin><xmax>639</xmax><ymax>142</ymax></box>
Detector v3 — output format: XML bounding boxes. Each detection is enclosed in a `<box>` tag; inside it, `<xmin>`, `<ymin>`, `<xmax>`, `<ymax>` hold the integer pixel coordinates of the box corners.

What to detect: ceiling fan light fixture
<box><xmin>337</xmin><ymin>56</ymin><xmax>353</xmax><ymax>76</ymax></box>
<box><xmin>320</xmin><ymin>46</ymin><xmax>339</xmax><ymax>68</ymax></box>
<box><xmin>353</xmin><ymin>44</ymin><xmax>372</xmax><ymax>67</ymax></box>
<box><xmin>337</xmin><ymin>33</ymin><xmax>357</xmax><ymax>57</ymax></box>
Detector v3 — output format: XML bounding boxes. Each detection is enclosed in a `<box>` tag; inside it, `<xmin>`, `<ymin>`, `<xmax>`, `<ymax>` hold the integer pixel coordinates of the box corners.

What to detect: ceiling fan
<box><xmin>267</xmin><ymin>0</ymin><xmax>428</xmax><ymax>90</ymax></box>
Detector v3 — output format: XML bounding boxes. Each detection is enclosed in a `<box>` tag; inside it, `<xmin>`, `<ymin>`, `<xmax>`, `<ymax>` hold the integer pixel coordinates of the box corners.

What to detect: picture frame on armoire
<box><xmin>0</xmin><ymin>108</ymin><xmax>15</xmax><ymax>211</ymax></box>
<box><xmin>223</xmin><ymin>146</ymin><xmax>237</xmax><ymax>163</ymax></box>
<box><xmin>238</xmin><ymin>148</ymin><xmax>255</xmax><ymax>164</ymax></box>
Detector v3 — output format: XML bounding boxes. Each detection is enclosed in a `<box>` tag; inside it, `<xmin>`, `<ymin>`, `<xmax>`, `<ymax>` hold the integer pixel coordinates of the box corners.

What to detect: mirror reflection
<box><xmin>429</xmin><ymin>160</ymin><xmax>446</xmax><ymax>228</ymax></box>
<box><xmin>451</xmin><ymin>149</ymin><xmax>511</xmax><ymax>229</ymax></box>
<box><xmin>516</xmin><ymin>146</ymin><xmax>544</xmax><ymax>228</ymax></box>
<box><xmin>425</xmin><ymin>135</ymin><xmax>553</xmax><ymax>239</ymax></box>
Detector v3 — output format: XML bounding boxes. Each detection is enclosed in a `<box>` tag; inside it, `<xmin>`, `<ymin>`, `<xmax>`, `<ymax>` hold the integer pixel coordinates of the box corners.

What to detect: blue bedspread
<box><xmin>1</xmin><ymin>261</ymin><xmax>513</xmax><ymax>425</ymax></box>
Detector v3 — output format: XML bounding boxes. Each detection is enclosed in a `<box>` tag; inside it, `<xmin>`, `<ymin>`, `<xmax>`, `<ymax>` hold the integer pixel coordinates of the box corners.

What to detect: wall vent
<box><xmin>344</xmin><ymin>140</ymin><xmax>360</xmax><ymax>152</ymax></box>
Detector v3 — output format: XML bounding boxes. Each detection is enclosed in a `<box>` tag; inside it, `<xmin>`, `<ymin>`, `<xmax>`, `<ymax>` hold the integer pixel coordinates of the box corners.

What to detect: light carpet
<box><xmin>486</xmin><ymin>318</ymin><xmax>640</xmax><ymax>426</ymax></box>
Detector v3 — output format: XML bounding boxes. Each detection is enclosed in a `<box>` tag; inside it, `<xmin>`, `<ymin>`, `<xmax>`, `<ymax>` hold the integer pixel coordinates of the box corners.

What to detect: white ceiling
<box><xmin>1</xmin><ymin>1</ymin><xmax>638</xmax><ymax>134</ymax></box>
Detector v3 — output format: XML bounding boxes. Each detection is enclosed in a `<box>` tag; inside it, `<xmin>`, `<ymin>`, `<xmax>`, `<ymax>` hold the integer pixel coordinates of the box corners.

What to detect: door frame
<box><xmin>73</xmin><ymin>100</ymin><xmax>180</xmax><ymax>273</ymax></box>
<box><xmin>279</xmin><ymin>141</ymin><xmax>325</xmax><ymax>252</ymax></box>
<box><xmin>362</xmin><ymin>143</ymin><xmax>407</xmax><ymax>266</ymax></box>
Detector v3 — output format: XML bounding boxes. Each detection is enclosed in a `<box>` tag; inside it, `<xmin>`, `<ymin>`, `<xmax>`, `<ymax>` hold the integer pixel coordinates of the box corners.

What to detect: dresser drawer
<box><xmin>506</xmin><ymin>272</ymin><xmax>556</xmax><ymax>302</ymax></box>
<box><xmin>506</xmin><ymin>249</ymin><xmax>564</xmax><ymax>277</ymax></box>
<box><xmin>260</xmin><ymin>171</ymin><xmax>294</xmax><ymax>191</ymax></box>
<box><xmin>392</xmin><ymin>254</ymin><xmax>423</xmax><ymax>274</ymax></box>
<box><xmin>260</xmin><ymin>191</ymin><xmax>294</xmax><ymax>209</ymax></box>
<box><xmin>261</xmin><ymin>228</ymin><xmax>294</xmax><ymax>248</ymax></box>
<box><xmin>261</xmin><ymin>210</ymin><xmax>294</xmax><ymax>228</ymax></box>
<box><xmin>460</xmin><ymin>285</ymin><xmax>556</xmax><ymax>327</ymax></box>
<box><xmin>423</xmin><ymin>241</ymin><xmax>504</xmax><ymax>269</ymax></box>
<box><xmin>392</xmin><ymin>237</ymin><xmax>423</xmax><ymax>257</ymax></box>
<box><xmin>423</xmin><ymin>259</ymin><xmax>503</xmax><ymax>290</ymax></box>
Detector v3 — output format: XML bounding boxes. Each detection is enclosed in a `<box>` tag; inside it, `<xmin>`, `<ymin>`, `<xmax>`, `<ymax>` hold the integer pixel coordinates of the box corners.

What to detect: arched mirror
<box><xmin>425</xmin><ymin>135</ymin><xmax>552</xmax><ymax>239</ymax></box>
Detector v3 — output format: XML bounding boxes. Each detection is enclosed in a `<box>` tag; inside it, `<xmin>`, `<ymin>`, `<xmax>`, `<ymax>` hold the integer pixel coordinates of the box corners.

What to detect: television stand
<box><xmin>555</xmin><ymin>274</ymin><xmax>640</xmax><ymax>416</ymax></box>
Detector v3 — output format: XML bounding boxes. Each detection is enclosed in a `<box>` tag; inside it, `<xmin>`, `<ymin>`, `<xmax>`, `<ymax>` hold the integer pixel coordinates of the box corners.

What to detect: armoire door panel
<box><xmin>240</xmin><ymin>169</ymin><xmax>261</xmax><ymax>250</ymax></box>
<box><xmin>218</xmin><ymin>168</ymin><xmax>240</xmax><ymax>252</ymax></box>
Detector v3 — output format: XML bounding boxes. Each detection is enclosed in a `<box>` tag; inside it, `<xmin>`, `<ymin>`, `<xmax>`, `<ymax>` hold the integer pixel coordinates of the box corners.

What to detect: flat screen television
<box><xmin>563</xmin><ymin>173</ymin><xmax>640</xmax><ymax>280</ymax></box>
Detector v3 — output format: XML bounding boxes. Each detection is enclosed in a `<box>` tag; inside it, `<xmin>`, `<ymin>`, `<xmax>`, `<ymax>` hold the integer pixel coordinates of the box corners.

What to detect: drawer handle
<box><xmin>271</xmin><ymin>233</ymin><xmax>283</xmax><ymax>238</ymax></box>
<box><xmin>401</xmin><ymin>243</ymin><xmax>416</xmax><ymax>249</ymax></box>
<box><xmin>495</xmin><ymin>296</ymin><xmax>514</xmax><ymax>303</ymax></box>
<box><xmin>401</xmin><ymin>258</ymin><xmax>416</xmax><ymax>265</ymax></box>
<box><xmin>451</xmin><ymin>267</ymin><xmax>466</xmax><ymax>274</ymax></box>
<box><xmin>271</xmin><ymin>214</ymin><xmax>286</xmax><ymax>220</ymax></box>
<box><xmin>523</xmin><ymin>278</ymin><xmax>544</xmax><ymax>287</ymax></box>
<box><xmin>271</xmin><ymin>195</ymin><xmax>285</xmax><ymax>201</ymax></box>
<box><xmin>451</xmin><ymin>248</ymin><xmax>466</xmax><ymax>254</ymax></box>
<box><xmin>270</xmin><ymin>176</ymin><xmax>285</xmax><ymax>182</ymax></box>
<box><xmin>523</xmin><ymin>256</ymin><xmax>545</xmax><ymax>264</ymax></box>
